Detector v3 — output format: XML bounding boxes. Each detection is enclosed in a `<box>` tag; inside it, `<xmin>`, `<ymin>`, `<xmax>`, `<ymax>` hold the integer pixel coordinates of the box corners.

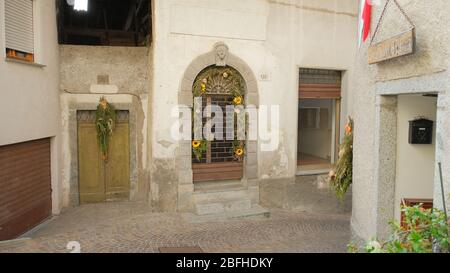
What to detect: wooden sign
<box><xmin>368</xmin><ymin>29</ymin><xmax>415</xmax><ymax>64</ymax></box>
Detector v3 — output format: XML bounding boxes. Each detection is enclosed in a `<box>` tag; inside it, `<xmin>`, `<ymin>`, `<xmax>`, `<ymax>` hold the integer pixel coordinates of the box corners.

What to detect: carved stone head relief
<box><xmin>214</xmin><ymin>42</ymin><xmax>229</xmax><ymax>66</ymax></box>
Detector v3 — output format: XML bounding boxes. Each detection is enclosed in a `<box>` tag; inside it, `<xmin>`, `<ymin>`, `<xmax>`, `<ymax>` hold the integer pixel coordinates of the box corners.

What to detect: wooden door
<box><xmin>77</xmin><ymin>111</ymin><xmax>130</xmax><ymax>204</ymax></box>
<box><xmin>0</xmin><ymin>138</ymin><xmax>52</xmax><ymax>240</ymax></box>
<box><xmin>105</xmin><ymin>119</ymin><xmax>130</xmax><ymax>201</ymax></box>
<box><xmin>77</xmin><ymin>119</ymin><xmax>105</xmax><ymax>204</ymax></box>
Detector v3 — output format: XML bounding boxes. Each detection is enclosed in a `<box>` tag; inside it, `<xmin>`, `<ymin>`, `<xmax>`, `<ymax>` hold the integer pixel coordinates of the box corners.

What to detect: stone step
<box><xmin>193</xmin><ymin>189</ymin><xmax>249</xmax><ymax>203</ymax></box>
<box><xmin>184</xmin><ymin>205</ymin><xmax>270</xmax><ymax>223</ymax></box>
<box><xmin>195</xmin><ymin>198</ymin><xmax>252</xmax><ymax>215</ymax></box>
<box><xmin>194</xmin><ymin>180</ymin><xmax>246</xmax><ymax>193</ymax></box>
<box><xmin>0</xmin><ymin>237</ymin><xmax>32</xmax><ymax>248</ymax></box>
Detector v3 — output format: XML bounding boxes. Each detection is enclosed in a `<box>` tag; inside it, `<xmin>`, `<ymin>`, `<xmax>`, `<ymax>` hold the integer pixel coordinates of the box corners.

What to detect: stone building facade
<box><xmin>55</xmin><ymin>0</ymin><xmax>359</xmax><ymax>214</ymax></box>
<box><xmin>149</xmin><ymin>0</ymin><xmax>358</xmax><ymax>213</ymax></box>
<box><xmin>0</xmin><ymin>0</ymin><xmax>62</xmax><ymax>240</ymax></box>
<box><xmin>350</xmin><ymin>0</ymin><xmax>450</xmax><ymax>241</ymax></box>
<box><xmin>1</xmin><ymin>0</ymin><xmax>359</xmax><ymax>240</ymax></box>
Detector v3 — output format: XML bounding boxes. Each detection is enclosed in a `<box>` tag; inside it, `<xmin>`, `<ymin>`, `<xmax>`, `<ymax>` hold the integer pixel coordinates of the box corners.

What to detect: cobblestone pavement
<box><xmin>0</xmin><ymin>202</ymin><xmax>351</xmax><ymax>253</ymax></box>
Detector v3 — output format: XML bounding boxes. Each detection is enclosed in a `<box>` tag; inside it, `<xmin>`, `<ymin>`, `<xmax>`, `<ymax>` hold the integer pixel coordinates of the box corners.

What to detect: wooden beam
<box><xmin>64</xmin><ymin>27</ymin><xmax>141</xmax><ymax>36</ymax></box>
<box><xmin>124</xmin><ymin>0</ymin><xmax>137</xmax><ymax>31</ymax></box>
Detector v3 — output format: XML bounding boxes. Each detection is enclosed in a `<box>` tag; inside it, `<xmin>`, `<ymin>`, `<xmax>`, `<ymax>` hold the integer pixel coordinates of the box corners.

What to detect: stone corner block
<box><xmin>246</xmin><ymin>152</ymin><xmax>257</xmax><ymax>165</ymax></box>
<box><xmin>246</xmin><ymin>93</ymin><xmax>259</xmax><ymax>106</ymax></box>
<box><xmin>245</xmin><ymin>164</ymin><xmax>258</xmax><ymax>180</ymax></box>
<box><xmin>247</xmin><ymin>178</ymin><xmax>260</xmax><ymax>187</ymax></box>
<box><xmin>178</xmin><ymin>169</ymin><xmax>193</xmax><ymax>185</ymax></box>
<box><xmin>179</xmin><ymin>91</ymin><xmax>193</xmax><ymax>107</ymax></box>
<box><xmin>177</xmin><ymin>155</ymin><xmax>192</xmax><ymax>171</ymax></box>
<box><xmin>178</xmin><ymin>143</ymin><xmax>192</xmax><ymax>157</ymax></box>
<box><xmin>247</xmin><ymin>141</ymin><xmax>258</xmax><ymax>153</ymax></box>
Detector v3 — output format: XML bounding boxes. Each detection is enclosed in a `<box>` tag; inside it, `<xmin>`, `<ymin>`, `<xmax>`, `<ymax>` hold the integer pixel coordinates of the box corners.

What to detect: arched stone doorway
<box><xmin>177</xmin><ymin>42</ymin><xmax>259</xmax><ymax>212</ymax></box>
<box><xmin>191</xmin><ymin>65</ymin><xmax>246</xmax><ymax>182</ymax></box>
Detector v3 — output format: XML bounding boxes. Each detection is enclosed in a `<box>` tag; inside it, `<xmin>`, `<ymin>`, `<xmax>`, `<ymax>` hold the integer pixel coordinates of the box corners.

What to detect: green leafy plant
<box><xmin>349</xmin><ymin>205</ymin><xmax>450</xmax><ymax>253</ymax></box>
<box><xmin>192</xmin><ymin>140</ymin><xmax>207</xmax><ymax>162</ymax></box>
<box><xmin>95</xmin><ymin>97</ymin><xmax>116</xmax><ymax>161</ymax></box>
<box><xmin>329</xmin><ymin>117</ymin><xmax>353</xmax><ymax>199</ymax></box>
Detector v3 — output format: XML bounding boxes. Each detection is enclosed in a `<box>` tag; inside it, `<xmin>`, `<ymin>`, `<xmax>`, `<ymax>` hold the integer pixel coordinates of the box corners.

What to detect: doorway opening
<box><xmin>191</xmin><ymin>66</ymin><xmax>246</xmax><ymax>183</ymax></box>
<box><xmin>297</xmin><ymin>68</ymin><xmax>342</xmax><ymax>175</ymax></box>
<box><xmin>394</xmin><ymin>94</ymin><xmax>437</xmax><ymax>223</ymax></box>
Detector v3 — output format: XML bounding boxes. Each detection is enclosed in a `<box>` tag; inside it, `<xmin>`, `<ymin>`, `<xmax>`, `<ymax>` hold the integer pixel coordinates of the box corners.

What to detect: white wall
<box><xmin>0</xmin><ymin>0</ymin><xmax>62</xmax><ymax>213</ymax></box>
<box><xmin>394</xmin><ymin>95</ymin><xmax>437</xmax><ymax>221</ymax></box>
<box><xmin>151</xmin><ymin>0</ymin><xmax>358</xmax><ymax>178</ymax></box>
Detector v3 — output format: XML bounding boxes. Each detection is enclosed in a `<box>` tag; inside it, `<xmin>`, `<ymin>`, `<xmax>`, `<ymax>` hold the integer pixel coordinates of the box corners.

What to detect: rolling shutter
<box><xmin>0</xmin><ymin>138</ymin><xmax>52</xmax><ymax>241</ymax></box>
<box><xmin>5</xmin><ymin>0</ymin><xmax>34</xmax><ymax>54</ymax></box>
<box><xmin>299</xmin><ymin>69</ymin><xmax>341</xmax><ymax>99</ymax></box>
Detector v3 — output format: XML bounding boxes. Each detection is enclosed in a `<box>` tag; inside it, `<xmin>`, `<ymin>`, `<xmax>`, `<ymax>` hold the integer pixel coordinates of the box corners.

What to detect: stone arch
<box><xmin>176</xmin><ymin>42</ymin><xmax>259</xmax><ymax>212</ymax></box>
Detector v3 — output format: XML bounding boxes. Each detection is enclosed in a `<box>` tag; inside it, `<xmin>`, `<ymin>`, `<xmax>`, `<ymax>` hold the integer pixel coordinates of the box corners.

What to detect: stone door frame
<box><xmin>176</xmin><ymin>42</ymin><xmax>259</xmax><ymax>212</ymax></box>
<box><xmin>372</xmin><ymin>71</ymin><xmax>447</xmax><ymax>239</ymax></box>
<box><xmin>64</xmin><ymin>95</ymin><xmax>140</xmax><ymax>207</ymax></box>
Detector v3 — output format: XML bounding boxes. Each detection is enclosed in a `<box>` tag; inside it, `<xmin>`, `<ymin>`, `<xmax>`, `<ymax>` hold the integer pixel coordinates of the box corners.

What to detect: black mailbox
<box><xmin>409</xmin><ymin>118</ymin><xmax>433</xmax><ymax>144</ymax></box>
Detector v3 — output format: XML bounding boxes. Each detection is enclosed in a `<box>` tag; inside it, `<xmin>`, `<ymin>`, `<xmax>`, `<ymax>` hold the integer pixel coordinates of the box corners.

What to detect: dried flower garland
<box><xmin>329</xmin><ymin>117</ymin><xmax>354</xmax><ymax>199</ymax></box>
<box><xmin>192</xmin><ymin>67</ymin><xmax>245</xmax><ymax>98</ymax></box>
<box><xmin>95</xmin><ymin>97</ymin><xmax>116</xmax><ymax>161</ymax></box>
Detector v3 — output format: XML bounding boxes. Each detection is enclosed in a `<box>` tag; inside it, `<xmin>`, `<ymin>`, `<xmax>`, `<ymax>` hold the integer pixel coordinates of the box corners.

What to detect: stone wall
<box><xmin>260</xmin><ymin>176</ymin><xmax>351</xmax><ymax>214</ymax></box>
<box><xmin>59</xmin><ymin>45</ymin><xmax>151</xmax><ymax>207</ymax></box>
<box><xmin>60</xmin><ymin>45</ymin><xmax>149</xmax><ymax>95</ymax></box>
<box><xmin>350</xmin><ymin>0</ymin><xmax>450</xmax><ymax>241</ymax></box>
<box><xmin>150</xmin><ymin>0</ymin><xmax>358</xmax><ymax>212</ymax></box>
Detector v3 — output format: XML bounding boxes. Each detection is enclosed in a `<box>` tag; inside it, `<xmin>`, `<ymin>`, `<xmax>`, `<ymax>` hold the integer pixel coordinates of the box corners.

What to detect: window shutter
<box><xmin>299</xmin><ymin>69</ymin><xmax>341</xmax><ymax>99</ymax></box>
<box><xmin>5</xmin><ymin>0</ymin><xmax>34</xmax><ymax>54</ymax></box>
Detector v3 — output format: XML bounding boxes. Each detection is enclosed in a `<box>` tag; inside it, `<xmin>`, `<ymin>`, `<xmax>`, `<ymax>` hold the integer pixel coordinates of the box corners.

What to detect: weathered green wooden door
<box><xmin>77</xmin><ymin>111</ymin><xmax>130</xmax><ymax>204</ymax></box>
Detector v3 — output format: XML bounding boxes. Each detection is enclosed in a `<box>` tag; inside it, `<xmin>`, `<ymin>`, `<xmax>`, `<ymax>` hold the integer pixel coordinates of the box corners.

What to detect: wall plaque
<box><xmin>368</xmin><ymin>29</ymin><xmax>414</xmax><ymax>64</ymax></box>
<box><xmin>368</xmin><ymin>0</ymin><xmax>415</xmax><ymax>64</ymax></box>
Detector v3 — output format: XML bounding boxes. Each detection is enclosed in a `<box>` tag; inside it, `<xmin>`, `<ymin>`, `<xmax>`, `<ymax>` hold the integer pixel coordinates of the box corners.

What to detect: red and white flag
<box><xmin>359</xmin><ymin>0</ymin><xmax>372</xmax><ymax>47</ymax></box>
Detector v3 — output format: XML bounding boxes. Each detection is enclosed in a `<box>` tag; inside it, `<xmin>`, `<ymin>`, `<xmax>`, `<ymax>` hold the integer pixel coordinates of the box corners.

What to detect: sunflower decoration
<box><xmin>192</xmin><ymin>140</ymin><xmax>207</xmax><ymax>161</ymax></box>
<box><xmin>95</xmin><ymin>97</ymin><xmax>116</xmax><ymax>162</ymax></box>
<box><xmin>233</xmin><ymin>96</ymin><xmax>243</xmax><ymax>106</ymax></box>
<box><xmin>193</xmin><ymin>77</ymin><xmax>208</xmax><ymax>97</ymax></box>
<box><xmin>201</xmin><ymin>78</ymin><xmax>208</xmax><ymax>94</ymax></box>
<box><xmin>233</xmin><ymin>140</ymin><xmax>245</xmax><ymax>161</ymax></box>
<box><xmin>329</xmin><ymin>117</ymin><xmax>354</xmax><ymax>199</ymax></box>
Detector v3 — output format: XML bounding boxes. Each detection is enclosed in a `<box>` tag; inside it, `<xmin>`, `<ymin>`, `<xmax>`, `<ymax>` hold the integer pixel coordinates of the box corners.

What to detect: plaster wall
<box><xmin>60</xmin><ymin>45</ymin><xmax>149</xmax><ymax>95</ymax></box>
<box><xmin>0</xmin><ymin>0</ymin><xmax>62</xmax><ymax>213</ymax></box>
<box><xmin>350</xmin><ymin>0</ymin><xmax>450</xmax><ymax>241</ymax></box>
<box><xmin>151</xmin><ymin>0</ymin><xmax>358</xmax><ymax>211</ymax></box>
